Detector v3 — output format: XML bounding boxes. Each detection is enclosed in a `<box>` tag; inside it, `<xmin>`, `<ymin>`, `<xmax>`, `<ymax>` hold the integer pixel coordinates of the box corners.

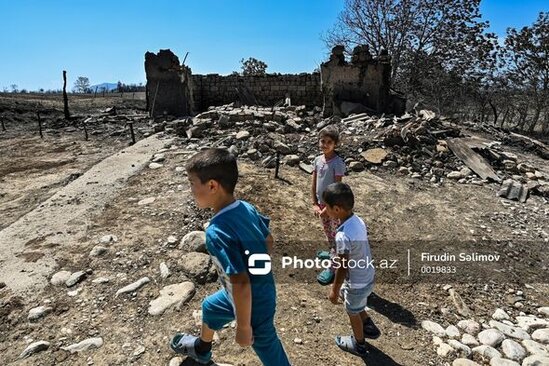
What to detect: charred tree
<box><xmin>63</xmin><ymin>70</ymin><xmax>70</xmax><ymax>119</ymax></box>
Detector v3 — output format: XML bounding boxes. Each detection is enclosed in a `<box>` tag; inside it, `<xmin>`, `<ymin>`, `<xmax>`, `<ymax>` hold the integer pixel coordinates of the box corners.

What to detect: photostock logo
<box><xmin>245</xmin><ymin>250</ymin><xmax>272</xmax><ymax>275</ymax></box>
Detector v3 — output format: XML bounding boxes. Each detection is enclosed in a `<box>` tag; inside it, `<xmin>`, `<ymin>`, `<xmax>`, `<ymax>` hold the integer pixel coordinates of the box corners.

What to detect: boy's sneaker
<box><xmin>363</xmin><ymin>317</ymin><xmax>381</xmax><ymax>339</ymax></box>
<box><xmin>317</xmin><ymin>269</ymin><xmax>334</xmax><ymax>286</ymax></box>
<box><xmin>170</xmin><ymin>333</ymin><xmax>212</xmax><ymax>364</ymax></box>
<box><xmin>335</xmin><ymin>335</ymin><xmax>368</xmax><ymax>358</ymax></box>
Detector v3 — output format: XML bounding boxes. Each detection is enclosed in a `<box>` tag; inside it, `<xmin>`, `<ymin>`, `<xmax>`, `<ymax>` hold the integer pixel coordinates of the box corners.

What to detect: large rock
<box><xmin>28</xmin><ymin>306</ymin><xmax>53</xmax><ymax>321</ymax></box>
<box><xmin>458</xmin><ymin>319</ymin><xmax>481</xmax><ymax>335</ymax></box>
<box><xmin>148</xmin><ymin>282</ymin><xmax>196</xmax><ymax>316</ymax></box>
<box><xmin>179</xmin><ymin>252</ymin><xmax>213</xmax><ymax>284</ymax></box>
<box><xmin>490</xmin><ymin>320</ymin><xmax>531</xmax><ymax>341</ymax></box>
<box><xmin>61</xmin><ymin>337</ymin><xmax>103</xmax><ymax>353</ymax></box>
<box><xmin>462</xmin><ymin>333</ymin><xmax>480</xmax><ymax>347</ymax></box>
<box><xmin>50</xmin><ymin>270</ymin><xmax>71</xmax><ymax>286</ymax></box>
<box><xmin>521</xmin><ymin>340</ymin><xmax>549</xmax><ymax>357</ymax></box>
<box><xmin>361</xmin><ymin>148</ymin><xmax>387</xmax><ymax>164</ymax></box>
<box><xmin>448</xmin><ymin>339</ymin><xmax>472</xmax><ymax>357</ymax></box>
<box><xmin>522</xmin><ymin>355</ymin><xmax>549</xmax><ymax>366</ymax></box>
<box><xmin>65</xmin><ymin>271</ymin><xmax>86</xmax><ymax>287</ymax></box>
<box><xmin>421</xmin><ymin>320</ymin><xmax>446</xmax><ymax>337</ymax></box>
<box><xmin>180</xmin><ymin>231</ymin><xmax>207</xmax><ymax>253</ymax></box>
<box><xmin>437</xmin><ymin>342</ymin><xmax>455</xmax><ymax>357</ymax></box>
<box><xmin>516</xmin><ymin>316</ymin><xmax>549</xmax><ymax>332</ymax></box>
<box><xmin>532</xmin><ymin>329</ymin><xmax>549</xmax><ymax>344</ymax></box>
<box><xmin>19</xmin><ymin>341</ymin><xmax>50</xmax><ymax>359</ymax></box>
<box><xmin>478</xmin><ymin>329</ymin><xmax>506</xmax><ymax>347</ymax></box>
<box><xmin>502</xmin><ymin>339</ymin><xmax>527</xmax><ymax>361</ymax></box>
<box><xmin>493</xmin><ymin>308</ymin><xmax>511</xmax><ymax>321</ymax></box>
<box><xmin>473</xmin><ymin>345</ymin><xmax>502</xmax><ymax>360</ymax></box>
<box><xmin>446</xmin><ymin>325</ymin><xmax>461</xmax><ymax>338</ymax></box>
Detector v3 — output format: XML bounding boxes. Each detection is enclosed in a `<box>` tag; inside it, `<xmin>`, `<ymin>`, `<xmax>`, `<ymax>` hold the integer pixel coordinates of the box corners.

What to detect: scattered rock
<box><xmin>462</xmin><ymin>333</ymin><xmax>480</xmax><ymax>347</ymax></box>
<box><xmin>180</xmin><ymin>231</ymin><xmax>207</xmax><ymax>253</ymax></box>
<box><xmin>349</xmin><ymin>161</ymin><xmax>365</xmax><ymax>172</ymax></box>
<box><xmin>28</xmin><ymin>306</ymin><xmax>53</xmax><ymax>321</ymax></box>
<box><xmin>437</xmin><ymin>342</ymin><xmax>455</xmax><ymax>357</ymax></box>
<box><xmin>148</xmin><ymin>282</ymin><xmax>196</xmax><ymax>316</ymax></box>
<box><xmin>92</xmin><ymin>277</ymin><xmax>110</xmax><ymax>284</ymax></box>
<box><xmin>236</xmin><ymin>130</ymin><xmax>250</xmax><ymax>140</ymax></box>
<box><xmin>169</xmin><ymin>357</ymin><xmax>183</xmax><ymax>366</ymax></box>
<box><xmin>89</xmin><ymin>245</ymin><xmax>108</xmax><ymax>257</ymax></box>
<box><xmin>116</xmin><ymin>277</ymin><xmax>150</xmax><ymax>296</ymax></box>
<box><xmin>100</xmin><ymin>234</ymin><xmax>118</xmax><ymax>244</ymax></box>
<box><xmin>521</xmin><ymin>339</ymin><xmax>549</xmax><ymax>356</ymax></box>
<box><xmin>138</xmin><ymin>197</ymin><xmax>156</xmax><ymax>205</ymax></box>
<box><xmin>522</xmin><ymin>355</ymin><xmax>549</xmax><ymax>366</ymax></box>
<box><xmin>179</xmin><ymin>252</ymin><xmax>212</xmax><ymax>284</ymax></box>
<box><xmin>19</xmin><ymin>341</ymin><xmax>50</xmax><ymax>359</ymax></box>
<box><xmin>490</xmin><ymin>358</ymin><xmax>520</xmax><ymax>366</ymax></box>
<box><xmin>422</xmin><ymin>320</ymin><xmax>446</xmax><ymax>337</ymax></box>
<box><xmin>473</xmin><ymin>345</ymin><xmax>502</xmax><ymax>360</ymax></box>
<box><xmin>149</xmin><ymin>162</ymin><xmax>163</xmax><ymax>169</ymax></box>
<box><xmin>448</xmin><ymin>339</ymin><xmax>472</xmax><ymax>357</ymax></box>
<box><xmin>538</xmin><ymin>308</ymin><xmax>549</xmax><ymax>317</ymax></box>
<box><xmin>446</xmin><ymin>325</ymin><xmax>461</xmax><ymax>338</ymax></box>
<box><xmin>294</xmin><ymin>338</ymin><xmax>303</xmax><ymax>345</ymax></box>
<box><xmin>458</xmin><ymin>319</ymin><xmax>481</xmax><ymax>335</ymax></box>
<box><xmin>61</xmin><ymin>337</ymin><xmax>103</xmax><ymax>353</ymax></box>
<box><xmin>361</xmin><ymin>148</ymin><xmax>387</xmax><ymax>164</ymax></box>
<box><xmin>160</xmin><ymin>262</ymin><xmax>170</xmax><ymax>279</ymax></box>
<box><xmin>50</xmin><ymin>270</ymin><xmax>71</xmax><ymax>286</ymax></box>
<box><xmin>493</xmin><ymin>308</ymin><xmax>511</xmax><ymax>321</ymax></box>
<box><xmin>532</xmin><ymin>329</ymin><xmax>549</xmax><ymax>344</ymax></box>
<box><xmin>132</xmin><ymin>345</ymin><xmax>145</xmax><ymax>358</ymax></box>
<box><xmin>478</xmin><ymin>329</ymin><xmax>505</xmax><ymax>347</ymax></box>
<box><xmin>489</xmin><ymin>320</ymin><xmax>531</xmax><ymax>341</ymax></box>
<box><xmin>65</xmin><ymin>271</ymin><xmax>86</xmax><ymax>287</ymax></box>
<box><xmin>449</xmin><ymin>289</ymin><xmax>470</xmax><ymax>316</ymax></box>
<box><xmin>501</xmin><ymin>339</ymin><xmax>527</xmax><ymax>361</ymax></box>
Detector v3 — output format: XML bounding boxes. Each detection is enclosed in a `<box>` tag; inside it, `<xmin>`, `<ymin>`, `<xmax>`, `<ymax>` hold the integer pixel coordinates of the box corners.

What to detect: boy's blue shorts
<box><xmin>339</xmin><ymin>282</ymin><xmax>374</xmax><ymax>314</ymax></box>
<box><xmin>201</xmin><ymin>289</ymin><xmax>292</xmax><ymax>366</ymax></box>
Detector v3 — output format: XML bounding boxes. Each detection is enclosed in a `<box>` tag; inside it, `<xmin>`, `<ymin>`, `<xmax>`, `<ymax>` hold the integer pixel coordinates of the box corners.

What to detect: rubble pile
<box><xmin>156</xmin><ymin>104</ymin><xmax>548</xmax><ymax>202</ymax></box>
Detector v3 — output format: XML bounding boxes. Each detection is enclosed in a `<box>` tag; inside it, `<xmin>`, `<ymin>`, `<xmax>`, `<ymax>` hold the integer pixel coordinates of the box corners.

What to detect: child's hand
<box><xmin>313</xmin><ymin>204</ymin><xmax>323</xmax><ymax>217</ymax></box>
<box><xmin>235</xmin><ymin>324</ymin><xmax>254</xmax><ymax>347</ymax></box>
<box><xmin>328</xmin><ymin>288</ymin><xmax>339</xmax><ymax>304</ymax></box>
<box><xmin>319</xmin><ymin>206</ymin><xmax>328</xmax><ymax>218</ymax></box>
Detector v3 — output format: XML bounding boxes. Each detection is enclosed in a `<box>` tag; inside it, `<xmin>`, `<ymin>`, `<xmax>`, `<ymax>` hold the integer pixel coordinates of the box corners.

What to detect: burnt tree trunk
<box><xmin>488</xmin><ymin>100</ymin><xmax>498</xmax><ymax>126</ymax></box>
<box><xmin>63</xmin><ymin>70</ymin><xmax>70</xmax><ymax>119</ymax></box>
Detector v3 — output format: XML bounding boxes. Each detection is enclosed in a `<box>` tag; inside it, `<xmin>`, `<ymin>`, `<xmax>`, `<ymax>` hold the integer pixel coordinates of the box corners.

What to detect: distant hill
<box><xmin>90</xmin><ymin>83</ymin><xmax>118</xmax><ymax>92</ymax></box>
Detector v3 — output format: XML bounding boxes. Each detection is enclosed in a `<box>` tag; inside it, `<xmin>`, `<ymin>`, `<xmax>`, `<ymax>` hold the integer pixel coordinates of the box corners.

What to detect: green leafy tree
<box><xmin>503</xmin><ymin>12</ymin><xmax>549</xmax><ymax>133</ymax></box>
<box><xmin>73</xmin><ymin>76</ymin><xmax>91</xmax><ymax>93</ymax></box>
<box><xmin>240</xmin><ymin>57</ymin><xmax>268</xmax><ymax>76</ymax></box>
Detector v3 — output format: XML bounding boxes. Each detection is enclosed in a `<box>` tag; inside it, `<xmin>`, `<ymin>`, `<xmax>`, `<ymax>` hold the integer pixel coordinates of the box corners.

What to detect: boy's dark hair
<box><xmin>186</xmin><ymin>148</ymin><xmax>238</xmax><ymax>194</ymax></box>
<box><xmin>319</xmin><ymin>125</ymin><xmax>339</xmax><ymax>144</ymax></box>
<box><xmin>322</xmin><ymin>182</ymin><xmax>354</xmax><ymax>211</ymax></box>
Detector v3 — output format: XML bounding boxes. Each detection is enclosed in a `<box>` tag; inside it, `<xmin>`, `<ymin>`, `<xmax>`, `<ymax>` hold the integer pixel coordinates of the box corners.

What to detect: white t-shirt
<box><xmin>335</xmin><ymin>214</ymin><xmax>375</xmax><ymax>289</ymax></box>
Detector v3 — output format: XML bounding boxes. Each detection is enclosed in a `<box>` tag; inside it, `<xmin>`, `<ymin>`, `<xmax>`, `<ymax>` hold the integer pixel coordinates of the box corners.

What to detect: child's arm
<box><xmin>266</xmin><ymin>233</ymin><xmax>274</xmax><ymax>256</ymax></box>
<box><xmin>329</xmin><ymin>253</ymin><xmax>348</xmax><ymax>304</ymax></box>
<box><xmin>230</xmin><ymin>272</ymin><xmax>253</xmax><ymax>347</ymax></box>
<box><xmin>312</xmin><ymin>171</ymin><xmax>323</xmax><ymax>216</ymax></box>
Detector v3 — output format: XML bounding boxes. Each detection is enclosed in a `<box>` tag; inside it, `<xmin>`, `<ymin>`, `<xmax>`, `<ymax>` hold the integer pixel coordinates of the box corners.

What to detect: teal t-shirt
<box><xmin>205</xmin><ymin>200</ymin><xmax>276</xmax><ymax>311</ymax></box>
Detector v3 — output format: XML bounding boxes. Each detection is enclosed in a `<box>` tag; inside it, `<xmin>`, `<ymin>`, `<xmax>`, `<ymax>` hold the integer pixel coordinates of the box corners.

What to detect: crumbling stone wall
<box><xmin>145</xmin><ymin>49</ymin><xmax>193</xmax><ymax>117</ymax></box>
<box><xmin>192</xmin><ymin>73</ymin><xmax>322</xmax><ymax>111</ymax></box>
<box><xmin>320</xmin><ymin>45</ymin><xmax>405</xmax><ymax>116</ymax></box>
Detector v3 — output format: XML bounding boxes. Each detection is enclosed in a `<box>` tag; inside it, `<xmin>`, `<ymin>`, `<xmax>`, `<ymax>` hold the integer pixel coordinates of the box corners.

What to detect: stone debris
<box><xmin>28</xmin><ymin>305</ymin><xmax>53</xmax><ymax>321</ymax></box>
<box><xmin>19</xmin><ymin>341</ymin><xmax>50</xmax><ymax>359</ymax></box>
<box><xmin>65</xmin><ymin>271</ymin><xmax>86</xmax><ymax>287</ymax></box>
<box><xmin>148</xmin><ymin>282</ymin><xmax>195</xmax><ymax>316</ymax></box>
<box><xmin>159</xmin><ymin>262</ymin><xmax>171</xmax><ymax>279</ymax></box>
<box><xmin>180</xmin><ymin>231</ymin><xmax>207</xmax><ymax>253</ymax></box>
<box><xmin>61</xmin><ymin>337</ymin><xmax>103</xmax><ymax>353</ymax></box>
<box><xmin>50</xmin><ymin>270</ymin><xmax>71</xmax><ymax>286</ymax></box>
<box><xmin>115</xmin><ymin>277</ymin><xmax>150</xmax><ymax>296</ymax></box>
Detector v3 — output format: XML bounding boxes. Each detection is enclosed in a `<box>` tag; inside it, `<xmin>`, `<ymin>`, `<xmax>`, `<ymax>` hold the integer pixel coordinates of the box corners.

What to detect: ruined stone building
<box><xmin>144</xmin><ymin>48</ymin><xmax>405</xmax><ymax>118</ymax></box>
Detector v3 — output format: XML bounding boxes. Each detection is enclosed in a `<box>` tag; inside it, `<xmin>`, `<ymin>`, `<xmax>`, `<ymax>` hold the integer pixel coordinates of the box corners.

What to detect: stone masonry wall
<box><xmin>192</xmin><ymin>73</ymin><xmax>322</xmax><ymax>111</ymax></box>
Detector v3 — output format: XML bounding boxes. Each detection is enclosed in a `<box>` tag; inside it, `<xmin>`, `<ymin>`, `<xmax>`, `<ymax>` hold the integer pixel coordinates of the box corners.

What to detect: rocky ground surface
<box><xmin>0</xmin><ymin>94</ymin><xmax>548</xmax><ymax>366</ymax></box>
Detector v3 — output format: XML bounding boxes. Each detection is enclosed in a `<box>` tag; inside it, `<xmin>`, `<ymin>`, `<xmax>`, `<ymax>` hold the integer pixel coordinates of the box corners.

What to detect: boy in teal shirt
<box><xmin>170</xmin><ymin>148</ymin><xmax>291</xmax><ymax>366</ymax></box>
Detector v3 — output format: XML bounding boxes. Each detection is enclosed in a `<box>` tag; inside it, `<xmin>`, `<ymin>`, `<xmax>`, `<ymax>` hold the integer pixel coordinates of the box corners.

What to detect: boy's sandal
<box><xmin>316</xmin><ymin>269</ymin><xmax>334</xmax><ymax>286</ymax></box>
<box><xmin>363</xmin><ymin>317</ymin><xmax>381</xmax><ymax>339</ymax></box>
<box><xmin>316</xmin><ymin>250</ymin><xmax>331</xmax><ymax>261</ymax></box>
<box><xmin>170</xmin><ymin>333</ymin><xmax>212</xmax><ymax>364</ymax></box>
<box><xmin>335</xmin><ymin>335</ymin><xmax>368</xmax><ymax>358</ymax></box>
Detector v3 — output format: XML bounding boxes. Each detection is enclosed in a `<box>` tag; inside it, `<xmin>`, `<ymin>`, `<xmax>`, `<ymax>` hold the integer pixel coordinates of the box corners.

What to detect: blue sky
<box><xmin>0</xmin><ymin>0</ymin><xmax>546</xmax><ymax>91</ymax></box>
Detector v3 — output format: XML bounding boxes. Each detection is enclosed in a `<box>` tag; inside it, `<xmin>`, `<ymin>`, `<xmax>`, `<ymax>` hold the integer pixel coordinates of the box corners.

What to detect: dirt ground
<box><xmin>0</xmin><ymin>94</ymin><xmax>547</xmax><ymax>366</ymax></box>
